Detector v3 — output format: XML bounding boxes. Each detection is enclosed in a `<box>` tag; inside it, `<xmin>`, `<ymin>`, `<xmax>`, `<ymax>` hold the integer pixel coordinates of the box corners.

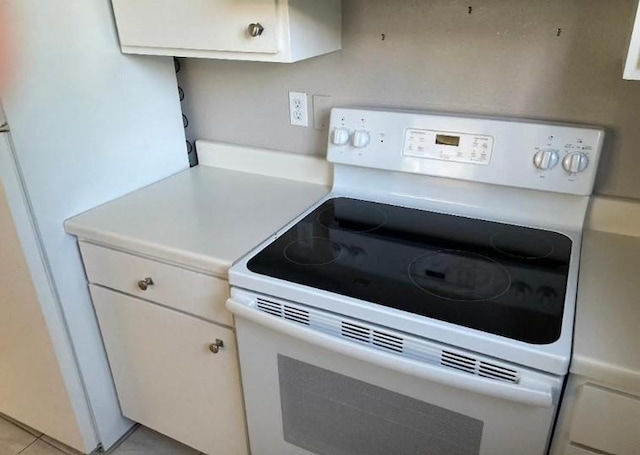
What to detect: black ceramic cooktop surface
<box><xmin>247</xmin><ymin>197</ymin><xmax>572</xmax><ymax>344</ymax></box>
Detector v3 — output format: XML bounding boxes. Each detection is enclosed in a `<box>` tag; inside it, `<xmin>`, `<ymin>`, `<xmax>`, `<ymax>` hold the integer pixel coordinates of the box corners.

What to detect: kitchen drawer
<box><xmin>90</xmin><ymin>285</ymin><xmax>247</xmax><ymax>455</ymax></box>
<box><xmin>569</xmin><ymin>384</ymin><xmax>640</xmax><ymax>455</ymax></box>
<box><xmin>80</xmin><ymin>241</ymin><xmax>231</xmax><ymax>326</ymax></box>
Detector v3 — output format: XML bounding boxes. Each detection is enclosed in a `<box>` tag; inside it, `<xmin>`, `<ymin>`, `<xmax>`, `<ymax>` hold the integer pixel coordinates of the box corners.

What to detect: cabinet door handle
<box><xmin>248</xmin><ymin>22</ymin><xmax>264</xmax><ymax>37</ymax></box>
<box><xmin>209</xmin><ymin>339</ymin><xmax>224</xmax><ymax>354</ymax></box>
<box><xmin>137</xmin><ymin>277</ymin><xmax>154</xmax><ymax>291</ymax></box>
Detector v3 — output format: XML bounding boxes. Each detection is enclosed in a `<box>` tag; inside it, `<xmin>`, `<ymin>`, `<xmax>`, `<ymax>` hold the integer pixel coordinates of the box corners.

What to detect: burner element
<box><xmin>491</xmin><ymin>232</ymin><xmax>554</xmax><ymax>260</ymax></box>
<box><xmin>317</xmin><ymin>199</ymin><xmax>387</xmax><ymax>233</ymax></box>
<box><xmin>408</xmin><ymin>250</ymin><xmax>512</xmax><ymax>301</ymax></box>
<box><xmin>283</xmin><ymin>237</ymin><xmax>343</xmax><ymax>266</ymax></box>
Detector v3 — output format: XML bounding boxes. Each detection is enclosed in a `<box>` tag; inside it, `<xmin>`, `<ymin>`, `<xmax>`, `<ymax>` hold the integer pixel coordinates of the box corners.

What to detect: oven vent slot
<box><xmin>478</xmin><ymin>362</ymin><xmax>519</xmax><ymax>383</ymax></box>
<box><xmin>254</xmin><ymin>297</ymin><xmax>520</xmax><ymax>385</ymax></box>
<box><xmin>283</xmin><ymin>306</ymin><xmax>310</xmax><ymax>325</ymax></box>
<box><xmin>372</xmin><ymin>331</ymin><xmax>403</xmax><ymax>353</ymax></box>
<box><xmin>341</xmin><ymin>322</ymin><xmax>370</xmax><ymax>343</ymax></box>
<box><xmin>256</xmin><ymin>298</ymin><xmax>282</xmax><ymax>317</ymax></box>
<box><xmin>441</xmin><ymin>350</ymin><xmax>477</xmax><ymax>375</ymax></box>
<box><xmin>341</xmin><ymin>322</ymin><xmax>404</xmax><ymax>353</ymax></box>
<box><xmin>441</xmin><ymin>350</ymin><xmax>518</xmax><ymax>384</ymax></box>
<box><xmin>256</xmin><ymin>298</ymin><xmax>309</xmax><ymax>326</ymax></box>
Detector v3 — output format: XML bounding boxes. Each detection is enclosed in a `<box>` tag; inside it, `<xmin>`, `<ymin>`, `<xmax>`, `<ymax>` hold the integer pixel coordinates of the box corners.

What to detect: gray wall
<box><xmin>179</xmin><ymin>0</ymin><xmax>640</xmax><ymax>199</ymax></box>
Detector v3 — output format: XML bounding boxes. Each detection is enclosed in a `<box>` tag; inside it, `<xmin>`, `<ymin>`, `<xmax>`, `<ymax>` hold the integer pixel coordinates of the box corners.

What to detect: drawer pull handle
<box><xmin>137</xmin><ymin>277</ymin><xmax>154</xmax><ymax>291</ymax></box>
<box><xmin>209</xmin><ymin>339</ymin><xmax>224</xmax><ymax>354</ymax></box>
<box><xmin>248</xmin><ymin>22</ymin><xmax>264</xmax><ymax>37</ymax></box>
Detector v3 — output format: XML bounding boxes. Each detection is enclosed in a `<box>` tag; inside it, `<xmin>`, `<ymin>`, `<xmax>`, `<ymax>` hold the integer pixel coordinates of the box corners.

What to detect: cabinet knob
<box><xmin>209</xmin><ymin>339</ymin><xmax>224</xmax><ymax>354</ymax></box>
<box><xmin>248</xmin><ymin>22</ymin><xmax>264</xmax><ymax>37</ymax></box>
<box><xmin>137</xmin><ymin>277</ymin><xmax>154</xmax><ymax>291</ymax></box>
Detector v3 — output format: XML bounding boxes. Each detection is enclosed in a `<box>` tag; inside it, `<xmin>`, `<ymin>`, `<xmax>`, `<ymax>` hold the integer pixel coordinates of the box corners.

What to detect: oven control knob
<box><xmin>533</xmin><ymin>149</ymin><xmax>559</xmax><ymax>170</ymax></box>
<box><xmin>562</xmin><ymin>152</ymin><xmax>589</xmax><ymax>174</ymax></box>
<box><xmin>331</xmin><ymin>127</ymin><xmax>350</xmax><ymax>146</ymax></box>
<box><xmin>352</xmin><ymin>130</ymin><xmax>371</xmax><ymax>148</ymax></box>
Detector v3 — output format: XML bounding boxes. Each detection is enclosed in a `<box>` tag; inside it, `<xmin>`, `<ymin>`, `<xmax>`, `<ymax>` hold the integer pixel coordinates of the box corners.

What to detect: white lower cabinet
<box><xmin>90</xmin><ymin>284</ymin><xmax>248</xmax><ymax>455</ymax></box>
<box><xmin>568</xmin><ymin>384</ymin><xmax>640</xmax><ymax>455</ymax></box>
<box><xmin>79</xmin><ymin>242</ymin><xmax>232</xmax><ymax>325</ymax></box>
<box><xmin>551</xmin><ymin>375</ymin><xmax>640</xmax><ymax>455</ymax></box>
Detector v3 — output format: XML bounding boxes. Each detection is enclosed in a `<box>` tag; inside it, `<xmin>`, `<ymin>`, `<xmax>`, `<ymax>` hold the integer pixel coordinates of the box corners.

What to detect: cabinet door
<box><xmin>112</xmin><ymin>0</ymin><xmax>279</xmax><ymax>54</ymax></box>
<box><xmin>569</xmin><ymin>384</ymin><xmax>640</xmax><ymax>455</ymax></box>
<box><xmin>90</xmin><ymin>285</ymin><xmax>247</xmax><ymax>455</ymax></box>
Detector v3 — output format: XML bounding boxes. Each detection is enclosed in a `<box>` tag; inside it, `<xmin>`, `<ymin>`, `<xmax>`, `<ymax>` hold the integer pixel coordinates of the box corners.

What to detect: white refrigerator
<box><xmin>0</xmin><ymin>1</ymin><xmax>188</xmax><ymax>452</ymax></box>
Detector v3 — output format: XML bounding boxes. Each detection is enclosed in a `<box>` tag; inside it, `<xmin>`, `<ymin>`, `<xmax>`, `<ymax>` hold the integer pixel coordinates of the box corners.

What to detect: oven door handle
<box><xmin>227</xmin><ymin>298</ymin><xmax>555</xmax><ymax>408</ymax></box>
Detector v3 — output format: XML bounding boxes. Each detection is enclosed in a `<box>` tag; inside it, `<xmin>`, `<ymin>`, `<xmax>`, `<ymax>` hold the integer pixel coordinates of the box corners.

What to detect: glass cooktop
<box><xmin>247</xmin><ymin>198</ymin><xmax>572</xmax><ymax>344</ymax></box>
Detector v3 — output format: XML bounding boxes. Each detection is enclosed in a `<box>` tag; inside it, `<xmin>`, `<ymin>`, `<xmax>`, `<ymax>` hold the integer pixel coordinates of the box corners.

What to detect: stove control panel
<box><xmin>403</xmin><ymin>128</ymin><xmax>494</xmax><ymax>165</ymax></box>
<box><xmin>327</xmin><ymin>108</ymin><xmax>605</xmax><ymax>196</ymax></box>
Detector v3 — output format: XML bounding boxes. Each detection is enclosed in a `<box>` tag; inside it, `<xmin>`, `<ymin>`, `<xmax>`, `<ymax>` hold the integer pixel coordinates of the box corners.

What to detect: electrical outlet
<box><xmin>289</xmin><ymin>91</ymin><xmax>308</xmax><ymax>127</ymax></box>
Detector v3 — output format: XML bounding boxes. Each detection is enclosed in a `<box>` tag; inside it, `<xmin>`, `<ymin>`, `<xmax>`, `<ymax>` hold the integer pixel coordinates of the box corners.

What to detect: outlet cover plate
<box><xmin>313</xmin><ymin>95</ymin><xmax>332</xmax><ymax>130</ymax></box>
<box><xmin>289</xmin><ymin>91</ymin><xmax>308</xmax><ymax>127</ymax></box>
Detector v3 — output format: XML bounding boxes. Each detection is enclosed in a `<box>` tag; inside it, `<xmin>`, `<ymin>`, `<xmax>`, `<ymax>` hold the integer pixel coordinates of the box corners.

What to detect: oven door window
<box><xmin>278</xmin><ymin>355</ymin><xmax>483</xmax><ymax>455</ymax></box>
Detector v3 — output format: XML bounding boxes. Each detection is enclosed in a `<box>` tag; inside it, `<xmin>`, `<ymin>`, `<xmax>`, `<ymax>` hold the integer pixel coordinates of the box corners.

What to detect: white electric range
<box><xmin>227</xmin><ymin>108</ymin><xmax>604</xmax><ymax>455</ymax></box>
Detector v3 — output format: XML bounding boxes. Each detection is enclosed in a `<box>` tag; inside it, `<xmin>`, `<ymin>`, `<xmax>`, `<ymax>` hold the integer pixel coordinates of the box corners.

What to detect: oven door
<box><xmin>228</xmin><ymin>294</ymin><xmax>562</xmax><ymax>455</ymax></box>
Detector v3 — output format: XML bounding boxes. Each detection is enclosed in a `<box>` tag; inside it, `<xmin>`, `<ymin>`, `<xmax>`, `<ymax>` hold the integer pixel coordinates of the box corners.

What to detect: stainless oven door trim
<box><xmin>227</xmin><ymin>295</ymin><xmax>557</xmax><ymax>408</ymax></box>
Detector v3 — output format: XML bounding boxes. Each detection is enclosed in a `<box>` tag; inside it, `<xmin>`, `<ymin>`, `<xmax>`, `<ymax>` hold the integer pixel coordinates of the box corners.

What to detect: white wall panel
<box><xmin>1</xmin><ymin>0</ymin><xmax>188</xmax><ymax>450</ymax></box>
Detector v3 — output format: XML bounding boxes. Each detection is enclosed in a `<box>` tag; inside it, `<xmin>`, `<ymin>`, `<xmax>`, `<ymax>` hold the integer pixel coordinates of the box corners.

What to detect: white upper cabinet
<box><xmin>624</xmin><ymin>1</ymin><xmax>640</xmax><ymax>79</ymax></box>
<box><xmin>111</xmin><ymin>0</ymin><xmax>342</xmax><ymax>62</ymax></box>
<box><xmin>112</xmin><ymin>0</ymin><xmax>280</xmax><ymax>54</ymax></box>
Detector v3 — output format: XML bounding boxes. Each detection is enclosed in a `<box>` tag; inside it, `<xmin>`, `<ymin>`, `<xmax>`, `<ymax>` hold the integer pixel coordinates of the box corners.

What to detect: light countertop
<box><xmin>572</xmin><ymin>228</ymin><xmax>640</xmax><ymax>393</ymax></box>
<box><xmin>65</xmin><ymin>165</ymin><xmax>329</xmax><ymax>279</ymax></box>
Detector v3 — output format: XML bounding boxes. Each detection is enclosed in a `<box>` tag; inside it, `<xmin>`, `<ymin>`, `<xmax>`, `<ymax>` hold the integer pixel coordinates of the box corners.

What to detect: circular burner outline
<box><xmin>408</xmin><ymin>249</ymin><xmax>512</xmax><ymax>302</ymax></box>
<box><xmin>283</xmin><ymin>237</ymin><xmax>344</xmax><ymax>266</ymax></box>
<box><xmin>316</xmin><ymin>201</ymin><xmax>388</xmax><ymax>233</ymax></box>
<box><xmin>490</xmin><ymin>231</ymin><xmax>555</xmax><ymax>260</ymax></box>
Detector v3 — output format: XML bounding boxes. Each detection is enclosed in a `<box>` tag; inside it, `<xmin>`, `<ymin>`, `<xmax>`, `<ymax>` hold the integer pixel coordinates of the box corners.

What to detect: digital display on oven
<box><xmin>435</xmin><ymin>134</ymin><xmax>461</xmax><ymax>147</ymax></box>
<box><xmin>403</xmin><ymin>128</ymin><xmax>493</xmax><ymax>165</ymax></box>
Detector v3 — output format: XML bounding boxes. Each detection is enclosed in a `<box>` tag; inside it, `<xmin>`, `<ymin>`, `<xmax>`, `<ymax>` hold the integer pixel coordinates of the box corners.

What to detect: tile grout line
<box><xmin>16</xmin><ymin>433</ymin><xmax>70</xmax><ymax>455</ymax></box>
<box><xmin>0</xmin><ymin>413</ymin><xmax>43</xmax><ymax>439</ymax></box>
<box><xmin>15</xmin><ymin>437</ymin><xmax>39</xmax><ymax>455</ymax></box>
<box><xmin>38</xmin><ymin>435</ymin><xmax>72</xmax><ymax>455</ymax></box>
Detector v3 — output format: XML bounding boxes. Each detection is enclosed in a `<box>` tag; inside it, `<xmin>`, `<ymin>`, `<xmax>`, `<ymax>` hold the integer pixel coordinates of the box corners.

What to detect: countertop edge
<box><xmin>586</xmin><ymin>195</ymin><xmax>640</xmax><ymax>237</ymax></box>
<box><xmin>66</xmin><ymin>224</ymin><xmax>233</xmax><ymax>279</ymax></box>
<box><xmin>571</xmin><ymin>354</ymin><xmax>640</xmax><ymax>394</ymax></box>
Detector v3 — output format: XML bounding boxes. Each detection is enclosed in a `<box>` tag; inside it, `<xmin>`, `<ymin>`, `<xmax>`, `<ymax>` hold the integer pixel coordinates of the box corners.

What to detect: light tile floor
<box><xmin>0</xmin><ymin>416</ymin><xmax>203</xmax><ymax>455</ymax></box>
